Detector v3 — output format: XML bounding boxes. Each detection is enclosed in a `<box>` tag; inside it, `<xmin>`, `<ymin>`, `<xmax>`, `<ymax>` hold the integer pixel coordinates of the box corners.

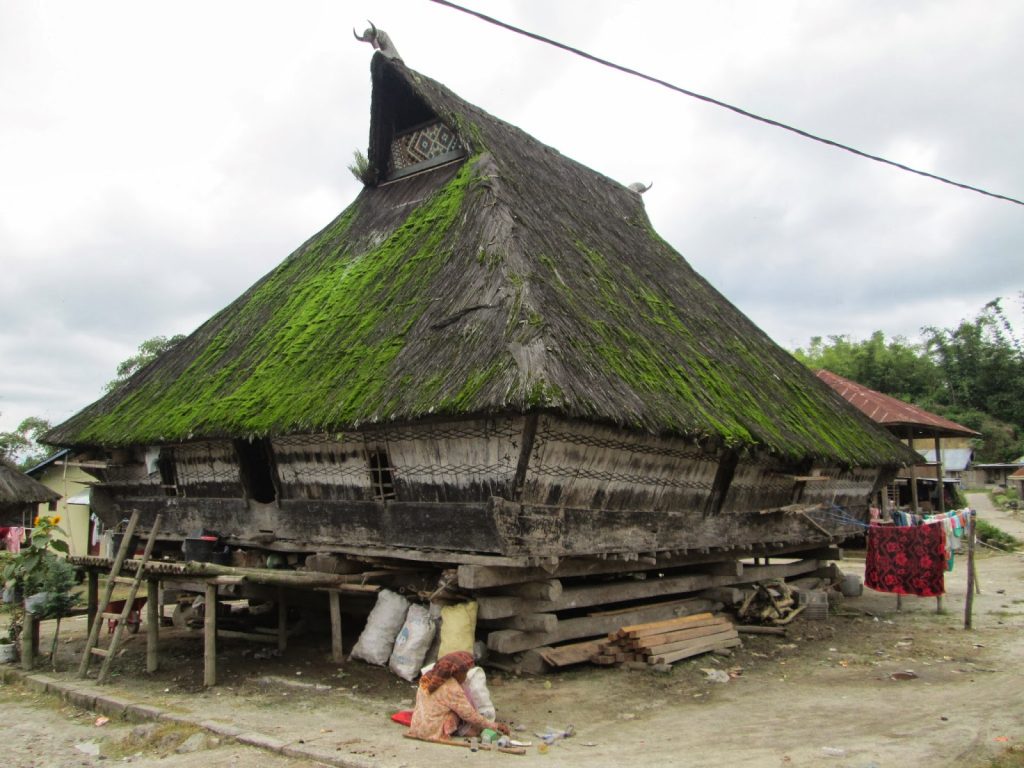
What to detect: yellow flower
<box><xmin>51</xmin><ymin>515</ymin><xmax>61</xmax><ymax>525</ymax></box>
<box><xmin>33</xmin><ymin>516</ymin><xmax>40</xmax><ymax>526</ymax></box>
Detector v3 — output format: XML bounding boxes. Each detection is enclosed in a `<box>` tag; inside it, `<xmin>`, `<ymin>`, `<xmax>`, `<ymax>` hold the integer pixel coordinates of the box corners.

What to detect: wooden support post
<box><xmin>934</xmin><ymin>432</ymin><xmax>945</xmax><ymax>514</ymax></box>
<box><xmin>896</xmin><ymin>594</ymin><xmax>902</xmax><ymax>611</ymax></box>
<box><xmin>277</xmin><ymin>587</ymin><xmax>288</xmax><ymax>653</ymax></box>
<box><xmin>935</xmin><ymin>596</ymin><xmax>943</xmax><ymax>613</ymax></box>
<box><xmin>328</xmin><ymin>590</ymin><xmax>343</xmax><ymax>663</ymax></box>
<box><xmin>907</xmin><ymin>426</ymin><xmax>919</xmax><ymax>513</ymax></box>
<box><xmin>203</xmin><ymin>582</ymin><xmax>217</xmax><ymax>687</ymax></box>
<box><xmin>86</xmin><ymin>571</ymin><xmax>99</xmax><ymax>634</ymax></box>
<box><xmin>964</xmin><ymin>510</ymin><xmax>977</xmax><ymax>630</ymax></box>
<box><xmin>146</xmin><ymin>578</ymin><xmax>159</xmax><ymax>673</ymax></box>
<box><xmin>21</xmin><ymin>611</ymin><xmax>35</xmax><ymax>671</ymax></box>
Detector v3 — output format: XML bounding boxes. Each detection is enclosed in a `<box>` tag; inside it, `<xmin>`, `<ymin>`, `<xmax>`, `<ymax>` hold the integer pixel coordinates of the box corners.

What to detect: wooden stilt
<box><xmin>86</xmin><ymin>571</ymin><xmax>99</xmax><ymax>633</ymax></box>
<box><xmin>277</xmin><ymin>588</ymin><xmax>288</xmax><ymax>653</ymax></box>
<box><xmin>21</xmin><ymin>612</ymin><xmax>35</xmax><ymax>670</ymax></box>
<box><xmin>204</xmin><ymin>581</ymin><xmax>217</xmax><ymax>687</ymax></box>
<box><xmin>146</xmin><ymin>578</ymin><xmax>159</xmax><ymax>673</ymax></box>
<box><xmin>328</xmin><ymin>590</ymin><xmax>343</xmax><ymax>663</ymax></box>
<box><xmin>964</xmin><ymin>510</ymin><xmax>977</xmax><ymax>630</ymax></box>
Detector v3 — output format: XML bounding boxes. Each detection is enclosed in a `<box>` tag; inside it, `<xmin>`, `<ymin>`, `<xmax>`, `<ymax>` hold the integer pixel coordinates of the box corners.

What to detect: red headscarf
<box><xmin>419</xmin><ymin>651</ymin><xmax>475</xmax><ymax>693</ymax></box>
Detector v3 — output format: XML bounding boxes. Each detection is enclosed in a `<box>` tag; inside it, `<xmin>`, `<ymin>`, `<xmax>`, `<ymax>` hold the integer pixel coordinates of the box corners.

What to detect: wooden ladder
<box><xmin>78</xmin><ymin>511</ymin><xmax>162</xmax><ymax>684</ymax></box>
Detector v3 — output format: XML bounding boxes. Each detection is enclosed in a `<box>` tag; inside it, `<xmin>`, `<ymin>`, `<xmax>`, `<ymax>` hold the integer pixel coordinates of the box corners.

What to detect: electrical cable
<box><xmin>427</xmin><ymin>0</ymin><xmax>1024</xmax><ymax>208</ymax></box>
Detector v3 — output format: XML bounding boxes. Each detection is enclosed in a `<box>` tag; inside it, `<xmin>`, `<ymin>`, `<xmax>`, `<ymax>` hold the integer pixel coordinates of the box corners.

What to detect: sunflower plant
<box><xmin>2</xmin><ymin>515</ymin><xmax>78</xmax><ymax>650</ymax></box>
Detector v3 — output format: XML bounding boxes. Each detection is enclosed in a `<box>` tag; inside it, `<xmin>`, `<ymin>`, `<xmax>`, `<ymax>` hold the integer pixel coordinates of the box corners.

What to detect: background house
<box><xmin>25</xmin><ymin>449</ymin><xmax>97</xmax><ymax>556</ymax></box>
<box><xmin>816</xmin><ymin>369</ymin><xmax>978</xmax><ymax>512</ymax></box>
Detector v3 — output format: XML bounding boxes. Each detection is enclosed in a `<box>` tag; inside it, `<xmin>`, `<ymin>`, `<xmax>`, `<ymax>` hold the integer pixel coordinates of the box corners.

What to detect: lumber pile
<box><xmin>736</xmin><ymin>580</ymin><xmax>807</xmax><ymax>625</ymax></box>
<box><xmin>591</xmin><ymin>612</ymin><xmax>740</xmax><ymax>666</ymax></box>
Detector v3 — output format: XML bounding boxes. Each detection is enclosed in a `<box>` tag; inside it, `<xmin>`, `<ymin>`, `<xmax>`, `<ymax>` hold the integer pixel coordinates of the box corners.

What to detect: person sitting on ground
<box><xmin>409</xmin><ymin>650</ymin><xmax>510</xmax><ymax>742</ymax></box>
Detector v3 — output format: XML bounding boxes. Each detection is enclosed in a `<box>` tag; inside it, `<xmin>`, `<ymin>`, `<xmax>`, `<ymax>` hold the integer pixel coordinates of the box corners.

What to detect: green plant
<box><xmin>1</xmin><ymin>515</ymin><xmax>78</xmax><ymax>658</ymax></box>
<box><xmin>347</xmin><ymin>149</ymin><xmax>373</xmax><ymax>185</ymax></box>
<box><xmin>975</xmin><ymin>519</ymin><xmax>1022</xmax><ymax>551</ymax></box>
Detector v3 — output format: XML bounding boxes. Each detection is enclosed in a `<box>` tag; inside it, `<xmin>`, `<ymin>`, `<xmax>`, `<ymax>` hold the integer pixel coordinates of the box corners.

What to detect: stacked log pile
<box><xmin>592</xmin><ymin>612</ymin><xmax>740</xmax><ymax>666</ymax></box>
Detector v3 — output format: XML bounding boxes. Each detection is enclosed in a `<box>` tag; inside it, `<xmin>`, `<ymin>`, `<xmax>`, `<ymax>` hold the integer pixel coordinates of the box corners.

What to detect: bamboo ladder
<box><xmin>78</xmin><ymin>510</ymin><xmax>162</xmax><ymax>684</ymax></box>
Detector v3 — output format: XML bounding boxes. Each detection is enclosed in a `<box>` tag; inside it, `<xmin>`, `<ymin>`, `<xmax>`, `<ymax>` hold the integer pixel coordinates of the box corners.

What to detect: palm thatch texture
<box><xmin>47</xmin><ymin>54</ymin><xmax>911</xmax><ymax>470</ymax></box>
<box><xmin>0</xmin><ymin>455</ymin><xmax>59</xmax><ymax>517</ymax></box>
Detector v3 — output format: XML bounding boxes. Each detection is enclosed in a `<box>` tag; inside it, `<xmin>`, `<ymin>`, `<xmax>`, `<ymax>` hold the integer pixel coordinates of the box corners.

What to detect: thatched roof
<box><xmin>0</xmin><ymin>455</ymin><xmax>59</xmax><ymax>514</ymax></box>
<box><xmin>48</xmin><ymin>54</ymin><xmax>912</xmax><ymax>467</ymax></box>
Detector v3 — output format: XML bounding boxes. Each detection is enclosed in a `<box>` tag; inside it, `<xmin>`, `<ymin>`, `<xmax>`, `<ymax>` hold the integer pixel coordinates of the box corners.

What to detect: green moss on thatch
<box><xmin>48</xmin><ymin>54</ymin><xmax>914</xmax><ymax>468</ymax></box>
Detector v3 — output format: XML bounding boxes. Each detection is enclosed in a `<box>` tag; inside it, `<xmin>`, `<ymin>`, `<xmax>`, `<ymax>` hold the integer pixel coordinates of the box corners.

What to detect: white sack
<box><xmin>350</xmin><ymin>589</ymin><xmax>410</xmax><ymax>666</ymax></box>
<box><xmin>389</xmin><ymin>604</ymin><xmax>437</xmax><ymax>681</ymax></box>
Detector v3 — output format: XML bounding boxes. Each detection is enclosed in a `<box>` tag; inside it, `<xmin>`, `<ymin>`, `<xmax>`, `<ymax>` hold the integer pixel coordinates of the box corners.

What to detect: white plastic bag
<box><xmin>350</xmin><ymin>589</ymin><xmax>410</xmax><ymax>666</ymax></box>
<box><xmin>462</xmin><ymin>666</ymin><xmax>496</xmax><ymax>720</ymax></box>
<box><xmin>389</xmin><ymin>604</ymin><xmax>437</xmax><ymax>681</ymax></box>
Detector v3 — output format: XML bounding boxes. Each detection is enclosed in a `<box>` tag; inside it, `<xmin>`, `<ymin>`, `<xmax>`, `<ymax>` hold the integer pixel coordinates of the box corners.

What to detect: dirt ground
<box><xmin>2</xmin><ymin>492</ymin><xmax>1022</xmax><ymax>768</ymax></box>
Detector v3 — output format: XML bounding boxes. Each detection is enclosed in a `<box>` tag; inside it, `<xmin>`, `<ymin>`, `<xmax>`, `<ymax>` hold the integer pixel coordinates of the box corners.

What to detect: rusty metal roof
<box><xmin>815</xmin><ymin>370</ymin><xmax>980</xmax><ymax>439</ymax></box>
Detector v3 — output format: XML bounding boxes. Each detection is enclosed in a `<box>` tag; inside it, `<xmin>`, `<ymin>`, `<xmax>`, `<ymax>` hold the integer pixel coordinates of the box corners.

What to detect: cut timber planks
<box><xmin>649</xmin><ymin>635</ymin><xmax>741</xmax><ymax>665</ymax></box>
<box><xmin>594</xmin><ymin>612</ymin><xmax>741</xmax><ymax>667</ymax></box>
<box><xmin>477</xmin><ymin>570</ymin><xmax>746</xmax><ymax>619</ymax></box>
<box><xmin>535</xmin><ymin>640</ymin><xmax>604</xmax><ymax>668</ymax></box>
<box><xmin>486</xmin><ymin>598</ymin><xmax>719</xmax><ymax>655</ymax></box>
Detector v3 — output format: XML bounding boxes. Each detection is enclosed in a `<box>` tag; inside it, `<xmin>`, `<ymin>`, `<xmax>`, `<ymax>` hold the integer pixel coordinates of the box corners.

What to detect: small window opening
<box><xmin>157</xmin><ymin>450</ymin><xmax>178</xmax><ymax>497</ymax></box>
<box><xmin>235</xmin><ymin>438</ymin><xmax>278</xmax><ymax>504</ymax></box>
<box><xmin>367</xmin><ymin>449</ymin><xmax>396</xmax><ymax>501</ymax></box>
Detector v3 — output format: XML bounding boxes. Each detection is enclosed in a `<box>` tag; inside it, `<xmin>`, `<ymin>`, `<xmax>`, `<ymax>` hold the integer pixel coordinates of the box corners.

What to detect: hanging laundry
<box><xmin>865</xmin><ymin>523</ymin><xmax>946</xmax><ymax>597</ymax></box>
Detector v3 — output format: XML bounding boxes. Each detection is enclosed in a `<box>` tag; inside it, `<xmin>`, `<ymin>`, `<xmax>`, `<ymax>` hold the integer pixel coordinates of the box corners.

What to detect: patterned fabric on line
<box><xmin>865</xmin><ymin>523</ymin><xmax>946</xmax><ymax>597</ymax></box>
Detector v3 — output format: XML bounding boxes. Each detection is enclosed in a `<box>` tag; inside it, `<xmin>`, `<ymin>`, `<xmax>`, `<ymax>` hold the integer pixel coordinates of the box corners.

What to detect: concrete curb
<box><xmin>1</xmin><ymin>664</ymin><xmax>377</xmax><ymax>768</ymax></box>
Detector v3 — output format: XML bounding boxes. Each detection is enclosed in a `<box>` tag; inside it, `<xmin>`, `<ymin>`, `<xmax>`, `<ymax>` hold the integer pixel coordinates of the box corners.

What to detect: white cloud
<box><xmin>1</xmin><ymin>0</ymin><xmax>1022</xmax><ymax>432</ymax></box>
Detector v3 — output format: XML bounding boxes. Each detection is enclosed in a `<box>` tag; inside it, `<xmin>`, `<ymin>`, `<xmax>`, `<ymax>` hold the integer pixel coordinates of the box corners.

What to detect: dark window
<box><xmin>367</xmin><ymin>449</ymin><xmax>396</xmax><ymax>501</ymax></box>
<box><xmin>235</xmin><ymin>438</ymin><xmax>278</xmax><ymax>504</ymax></box>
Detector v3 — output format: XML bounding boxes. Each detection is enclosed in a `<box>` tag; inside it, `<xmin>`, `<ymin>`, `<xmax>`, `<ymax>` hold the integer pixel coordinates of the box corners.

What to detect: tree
<box><xmin>925</xmin><ymin>297</ymin><xmax>1024</xmax><ymax>428</ymax></box>
<box><xmin>0</xmin><ymin>415</ymin><xmax>56</xmax><ymax>469</ymax></box>
<box><xmin>104</xmin><ymin>334</ymin><xmax>185</xmax><ymax>393</ymax></box>
<box><xmin>792</xmin><ymin>331</ymin><xmax>937</xmax><ymax>402</ymax></box>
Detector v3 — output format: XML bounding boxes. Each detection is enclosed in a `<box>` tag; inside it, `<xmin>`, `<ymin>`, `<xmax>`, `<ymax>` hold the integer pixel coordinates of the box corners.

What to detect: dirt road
<box><xmin>2</xmin><ymin>491</ymin><xmax>1021</xmax><ymax>767</ymax></box>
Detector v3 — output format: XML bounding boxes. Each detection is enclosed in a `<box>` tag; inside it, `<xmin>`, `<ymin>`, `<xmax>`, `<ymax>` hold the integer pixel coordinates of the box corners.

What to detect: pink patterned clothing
<box><xmin>408</xmin><ymin>678</ymin><xmax>497</xmax><ymax>742</ymax></box>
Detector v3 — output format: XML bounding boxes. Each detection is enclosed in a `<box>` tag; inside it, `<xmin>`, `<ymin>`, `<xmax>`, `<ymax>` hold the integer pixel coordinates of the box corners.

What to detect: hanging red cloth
<box><xmin>865</xmin><ymin>523</ymin><xmax>946</xmax><ymax>597</ymax></box>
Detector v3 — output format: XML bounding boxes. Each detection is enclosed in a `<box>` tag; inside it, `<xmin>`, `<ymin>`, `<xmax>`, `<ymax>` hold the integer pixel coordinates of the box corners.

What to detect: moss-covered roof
<box><xmin>1</xmin><ymin>455</ymin><xmax>59</xmax><ymax>513</ymax></box>
<box><xmin>48</xmin><ymin>54</ymin><xmax>913</xmax><ymax>467</ymax></box>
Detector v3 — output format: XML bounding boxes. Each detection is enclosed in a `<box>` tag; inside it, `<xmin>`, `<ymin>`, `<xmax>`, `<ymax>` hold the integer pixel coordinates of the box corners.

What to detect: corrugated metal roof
<box><xmin>919</xmin><ymin>447</ymin><xmax>974</xmax><ymax>472</ymax></box>
<box><xmin>816</xmin><ymin>370</ymin><xmax>980</xmax><ymax>438</ymax></box>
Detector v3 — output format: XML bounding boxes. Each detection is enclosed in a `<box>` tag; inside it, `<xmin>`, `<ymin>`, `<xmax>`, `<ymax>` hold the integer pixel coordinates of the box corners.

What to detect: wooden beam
<box><xmin>86</xmin><ymin>571</ymin><xmax>99</xmax><ymax>634</ymax></box>
<box><xmin>146</xmin><ymin>578</ymin><xmax>159</xmax><ymax>674</ymax></box>
<box><xmin>490</xmin><ymin>579</ymin><xmax>562</xmax><ymax>602</ymax></box>
<box><xmin>328</xmin><ymin>590</ymin><xmax>344</xmax><ymax>663</ymax></box>
<box><xmin>476</xmin><ymin>570</ymin><xmax>743</xmax><ymax>619</ymax></box>
<box><xmin>486</xmin><ymin>597</ymin><xmax>719</xmax><ymax>654</ymax></box>
<box><xmin>735</xmin><ymin>559</ymin><xmax>822</xmax><ymax>584</ymax></box>
<box><xmin>203</xmin><ymin>582</ymin><xmax>217</xmax><ymax>687</ymax></box>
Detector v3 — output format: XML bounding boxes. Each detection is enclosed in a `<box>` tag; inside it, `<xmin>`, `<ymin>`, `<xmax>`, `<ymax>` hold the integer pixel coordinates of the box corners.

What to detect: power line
<box><xmin>427</xmin><ymin>0</ymin><xmax>1024</xmax><ymax>208</ymax></box>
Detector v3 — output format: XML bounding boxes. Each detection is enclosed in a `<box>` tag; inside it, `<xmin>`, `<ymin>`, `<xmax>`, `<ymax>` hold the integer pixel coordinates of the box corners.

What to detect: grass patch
<box><xmin>103</xmin><ymin>722</ymin><xmax>204</xmax><ymax>759</ymax></box>
<box><xmin>983</xmin><ymin>743</ymin><xmax>1024</xmax><ymax>767</ymax></box>
<box><xmin>976</xmin><ymin>520</ymin><xmax>1022</xmax><ymax>551</ymax></box>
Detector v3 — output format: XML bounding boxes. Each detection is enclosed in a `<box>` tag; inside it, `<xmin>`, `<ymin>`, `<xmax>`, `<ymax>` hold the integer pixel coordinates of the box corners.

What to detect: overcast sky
<box><xmin>2</xmin><ymin>0</ymin><xmax>1022</xmax><ymax>434</ymax></box>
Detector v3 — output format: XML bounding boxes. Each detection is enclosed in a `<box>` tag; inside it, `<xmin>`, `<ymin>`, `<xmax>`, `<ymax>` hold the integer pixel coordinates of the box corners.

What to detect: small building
<box><xmin>0</xmin><ymin>455</ymin><xmax>59</xmax><ymax>531</ymax></box>
<box><xmin>25</xmin><ymin>449</ymin><xmax>97</xmax><ymax>556</ymax></box>
<box><xmin>816</xmin><ymin>369</ymin><xmax>979</xmax><ymax>512</ymax></box>
<box><xmin>966</xmin><ymin>458</ymin><xmax>1024</xmax><ymax>489</ymax></box>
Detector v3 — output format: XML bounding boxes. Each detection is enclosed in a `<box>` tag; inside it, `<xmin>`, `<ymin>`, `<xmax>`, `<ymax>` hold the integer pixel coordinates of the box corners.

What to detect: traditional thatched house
<box><xmin>47</xmin><ymin>53</ymin><xmax>913</xmax><ymax>570</ymax></box>
<box><xmin>1</xmin><ymin>455</ymin><xmax>59</xmax><ymax>528</ymax></box>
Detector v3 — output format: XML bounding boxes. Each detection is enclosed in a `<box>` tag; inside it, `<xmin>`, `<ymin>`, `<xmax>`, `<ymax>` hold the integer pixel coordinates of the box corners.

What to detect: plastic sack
<box><xmin>462</xmin><ymin>666</ymin><xmax>496</xmax><ymax>720</ymax></box>
<box><xmin>389</xmin><ymin>604</ymin><xmax>437</xmax><ymax>681</ymax></box>
<box><xmin>437</xmin><ymin>601</ymin><xmax>478</xmax><ymax>659</ymax></box>
<box><xmin>350</xmin><ymin>589</ymin><xmax>410</xmax><ymax>666</ymax></box>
